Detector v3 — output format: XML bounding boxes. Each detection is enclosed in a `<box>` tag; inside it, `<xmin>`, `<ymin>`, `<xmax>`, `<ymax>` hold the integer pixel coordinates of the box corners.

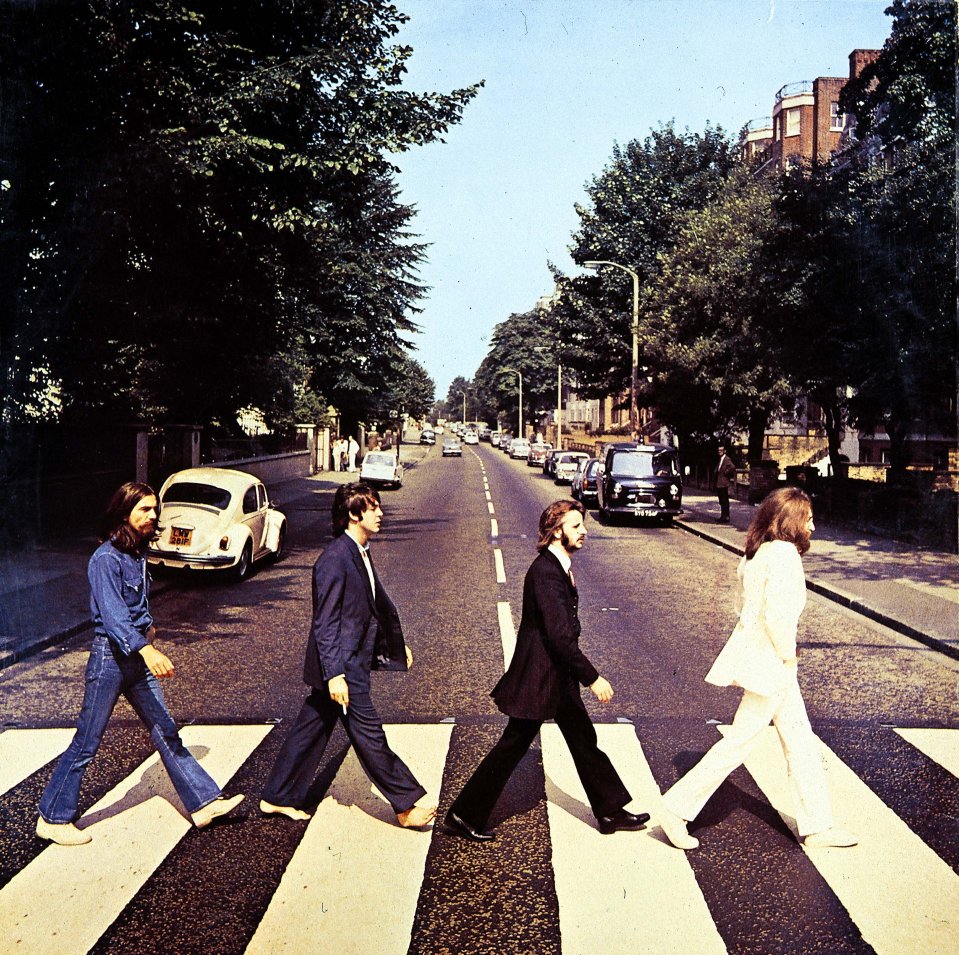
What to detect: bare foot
<box><xmin>397</xmin><ymin>804</ymin><xmax>437</xmax><ymax>828</ymax></box>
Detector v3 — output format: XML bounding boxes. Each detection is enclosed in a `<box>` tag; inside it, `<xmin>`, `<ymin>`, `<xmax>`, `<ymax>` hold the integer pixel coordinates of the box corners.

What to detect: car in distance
<box><xmin>596</xmin><ymin>442</ymin><xmax>683</xmax><ymax>523</ymax></box>
<box><xmin>490</xmin><ymin>431</ymin><xmax>502</xmax><ymax>447</ymax></box>
<box><xmin>527</xmin><ymin>442</ymin><xmax>552</xmax><ymax>467</ymax></box>
<box><xmin>508</xmin><ymin>438</ymin><xmax>531</xmax><ymax>460</ymax></box>
<box><xmin>571</xmin><ymin>457</ymin><xmax>601</xmax><ymax>507</ymax></box>
<box><xmin>554</xmin><ymin>451</ymin><xmax>590</xmax><ymax>484</ymax></box>
<box><xmin>148</xmin><ymin>467</ymin><xmax>286</xmax><ymax>581</ymax></box>
<box><xmin>442</xmin><ymin>437</ymin><xmax>463</xmax><ymax>457</ymax></box>
<box><xmin>463</xmin><ymin>429</ymin><xmax>479</xmax><ymax>445</ymax></box>
<box><xmin>419</xmin><ymin>428</ymin><xmax>436</xmax><ymax>445</ymax></box>
<box><xmin>360</xmin><ymin>451</ymin><xmax>404</xmax><ymax>489</ymax></box>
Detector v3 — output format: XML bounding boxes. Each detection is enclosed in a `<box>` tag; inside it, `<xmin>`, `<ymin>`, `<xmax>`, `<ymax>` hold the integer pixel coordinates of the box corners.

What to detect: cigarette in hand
<box><xmin>341</xmin><ymin>703</ymin><xmax>348</xmax><ymax>715</ymax></box>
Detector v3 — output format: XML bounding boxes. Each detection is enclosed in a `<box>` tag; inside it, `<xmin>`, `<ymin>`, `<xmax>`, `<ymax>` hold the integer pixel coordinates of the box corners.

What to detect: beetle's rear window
<box><xmin>162</xmin><ymin>482</ymin><xmax>231</xmax><ymax>510</ymax></box>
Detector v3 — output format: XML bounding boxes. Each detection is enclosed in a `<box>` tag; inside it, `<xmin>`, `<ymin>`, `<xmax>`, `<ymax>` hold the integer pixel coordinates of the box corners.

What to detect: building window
<box><xmin>786</xmin><ymin>108</ymin><xmax>800</xmax><ymax>136</ymax></box>
<box><xmin>830</xmin><ymin>102</ymin><xmax>845</xmax><ymax>131</ymax></box>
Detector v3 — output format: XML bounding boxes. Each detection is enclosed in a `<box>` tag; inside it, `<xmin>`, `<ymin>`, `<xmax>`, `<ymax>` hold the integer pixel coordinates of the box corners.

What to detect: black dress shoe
<box><xmin>597</xmin><ymin>809</ymin><xmax>651</xmax><ymax>835</ymax></box>
<box><xmin>445</xmin><ymin>810</ymin><xmax>496</xmax><ymax>842</ymax></box>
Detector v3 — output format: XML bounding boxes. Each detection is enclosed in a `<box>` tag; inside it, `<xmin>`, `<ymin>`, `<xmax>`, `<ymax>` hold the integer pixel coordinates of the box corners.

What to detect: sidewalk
<box><xmin>675</xmin><ymin>490</ymin><xmax>958</xmax><ymax>660</ymax></box>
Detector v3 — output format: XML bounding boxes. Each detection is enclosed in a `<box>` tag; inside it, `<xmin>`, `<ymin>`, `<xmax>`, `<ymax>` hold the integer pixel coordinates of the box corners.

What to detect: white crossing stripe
<box><xmin>541</xmin><ymin>725</ymin><xmax>726</xmax><ymax>955</ymax></box>
<box><xmin>0</xmin><ymin>724</ymin><xmax>271</xmax><ymax>955</ymax></box>
<box><xmin>497</xmin><ymin>601</ymin><xmax>516</xmax><ymax>668</ymax></box>
<box><xmin>895</xmin><ymin>728</ymin><xmax>959</xmax><ymax>778</ymax></box>
<box><xmin>0</xmin><ymin>728</ymin><xmax>74</xmax><ymax>797</ymax></box>
<box><xmin>246</xmin><ymin>724</ymin><xmax>453</xmax><ymax>955</ymax></box>
<box><xmin>494</xmin><ymin>548</ymin><xmax>506</xmax><ymax>584</ymax></box>
<box><xmin>738</xmin><ymin>726</ymin><xmax>959</xmax><ymax>955</ymax></box>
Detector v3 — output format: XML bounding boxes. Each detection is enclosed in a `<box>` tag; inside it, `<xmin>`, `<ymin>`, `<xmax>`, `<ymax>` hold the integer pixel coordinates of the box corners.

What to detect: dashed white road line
<box><xmin>490</xmin><ymin>519</ymin><xmax>499</xmax><ymax>538</ymax></box>
<box><xmin>493</xmin><ymin>549</ymin><xmax>506</xmax><ymax>584</ymax></box>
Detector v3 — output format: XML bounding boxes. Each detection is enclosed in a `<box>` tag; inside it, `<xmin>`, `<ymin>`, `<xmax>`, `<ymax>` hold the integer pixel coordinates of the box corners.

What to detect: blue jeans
<box><xmin>39</xmin><ymin>635</ymin><xmax>221</xmax><ymax>823</ymax></box>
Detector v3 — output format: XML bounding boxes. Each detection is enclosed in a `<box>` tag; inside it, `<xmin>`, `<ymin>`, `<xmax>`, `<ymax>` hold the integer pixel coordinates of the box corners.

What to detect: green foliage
<box><xmin>0</xmin><ymin>1</ymin><xmax>481</xmax><ymax>436</ymax></box>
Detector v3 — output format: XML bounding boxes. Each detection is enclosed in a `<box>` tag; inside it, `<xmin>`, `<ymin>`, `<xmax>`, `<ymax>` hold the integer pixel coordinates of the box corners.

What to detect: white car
<box><xmin>463</xmin><ymin>430</ymin><xmax>479</xmax><ymax>445</ymax></box>
<box><xmin>509</xmin><ymin>438</ymin><xmax>531</xmax><ymax>460</ymax></box>
<box><xmin>360</xmin><ymin>451</ymin><xmax>404</xmax><ymax>489</ymax></box>
<box><xmin>148</xmin><ymin>467</ymin><xmax>286</xmax><ymax>581</ymax></box>
<box><xmin>554</xmin><ymin>451</ymin><xmax>590</xmax><ymax>484</ymax></box>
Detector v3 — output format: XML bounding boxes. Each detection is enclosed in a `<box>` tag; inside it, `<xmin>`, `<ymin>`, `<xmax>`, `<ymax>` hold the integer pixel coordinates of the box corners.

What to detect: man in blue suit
<box><xmin>261</xmin><ymin>483</ymin><xmax>435</xmax><ymax>828</ymax></box>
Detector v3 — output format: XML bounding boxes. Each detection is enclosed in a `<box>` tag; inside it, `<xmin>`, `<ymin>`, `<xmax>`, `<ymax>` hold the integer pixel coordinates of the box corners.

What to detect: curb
<box><xmin>673</xmin><ymin>518</ymin><xmax>959</xmax><ymax>662</ymax></box>
<box><xmin>0</xmin><ymin>578</ymin><xmax>176</xmax><ymax>672</ymax></box>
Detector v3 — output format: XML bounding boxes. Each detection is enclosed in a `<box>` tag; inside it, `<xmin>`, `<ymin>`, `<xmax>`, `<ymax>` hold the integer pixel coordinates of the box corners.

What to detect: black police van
<box><xmin>596</xmin><ymin>442</ymin><xmax>683</xmax><ymax>523</ymax></box>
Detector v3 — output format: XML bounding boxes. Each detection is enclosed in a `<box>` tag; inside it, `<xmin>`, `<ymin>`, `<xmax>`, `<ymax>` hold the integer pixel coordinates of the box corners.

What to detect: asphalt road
<box><xmin>1</xmin><ymin>441</ymin><xmax>957</xmax><ymax>954</ymax></box>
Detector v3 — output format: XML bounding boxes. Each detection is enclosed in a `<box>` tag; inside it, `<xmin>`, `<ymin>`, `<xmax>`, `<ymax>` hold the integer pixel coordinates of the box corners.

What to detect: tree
<box><xmin>837</xmin><ymin>0</ymin><xmax>956</xmax><ymax>476</ymax></box>
<box><xmin>642</xmin><ymin>169</ymin><xmax>792</xmax><ymax>458</ymax></box>
<box><xmin>0</xmin><ymin>1</ymin><xmax>481</xmax><ymax>436</ymax></box>
<box><xmin>552</xmin><ymin>123</ymin><xmax>736</xmax><ymax>400</ymax></box>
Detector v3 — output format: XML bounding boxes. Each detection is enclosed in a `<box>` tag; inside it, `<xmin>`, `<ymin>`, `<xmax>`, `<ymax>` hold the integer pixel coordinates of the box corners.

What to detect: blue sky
<box><xmin>393</xmin><ymin>0</ymin><xmax>894</xmax><ymax>397</ymax></box>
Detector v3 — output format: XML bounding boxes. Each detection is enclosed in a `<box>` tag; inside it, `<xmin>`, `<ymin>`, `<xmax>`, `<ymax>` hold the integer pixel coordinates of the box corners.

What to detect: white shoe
<box><xmin>191</xmin><ymin>794</ymin><xmax>245</xmax><ymax>829</ymax></box>
<box><xmin>804</xmin><ymin>827</ymin><xmax>858</xmax><ymax>848</ymax></box>
<box><xmin>36</xmin><ymin>817</ymin><xmax>92</xmax><ymax>846</ymax></box>
<box><xmin>259</xmin><ymin>799</ymin><xmax>311</xmax><ymax>821</ymax></box>
<box><xmin>659</xmin><ymin>806</ymin><xmax>700</xmax><ymax>850</ymax></box>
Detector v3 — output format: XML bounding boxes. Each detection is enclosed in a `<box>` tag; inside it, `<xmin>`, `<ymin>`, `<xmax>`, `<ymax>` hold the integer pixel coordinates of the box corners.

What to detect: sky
<box><xmin>390</xmin><ymin>0</ymin><xmax>895</xmax><ymax>398</ymax></box>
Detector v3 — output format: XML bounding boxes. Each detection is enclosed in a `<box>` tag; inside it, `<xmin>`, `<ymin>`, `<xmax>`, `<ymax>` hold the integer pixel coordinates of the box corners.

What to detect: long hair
<box><xmin>744</xmin><ymin>486</ymin><xmax>812</xmax><ymax>559</ymax></box>
<box><xmin>99</xmin><ymin>482</ymin><xmax>157</xmax><ymax>555</ymax></box>
<box><xmin>536</xmin><ymin>498</ymin><xmax>585</xmax><ymax>552</ymax></box>
<box><xmin>331</xmin><ymin>482</ymin><xmax>381</xmax><ymax>536</ymax></box>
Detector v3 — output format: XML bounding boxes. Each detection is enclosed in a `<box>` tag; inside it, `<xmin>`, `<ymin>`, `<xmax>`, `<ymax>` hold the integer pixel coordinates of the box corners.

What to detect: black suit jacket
<box><xmin>302</xmin><ymin>532</ymin><xmax>408</xmax><ymax>690</ymax></box>
<box><xmin>491</xmin><ymin>549</ymin><xmax>600</xmax><ymax>721</ymax></box>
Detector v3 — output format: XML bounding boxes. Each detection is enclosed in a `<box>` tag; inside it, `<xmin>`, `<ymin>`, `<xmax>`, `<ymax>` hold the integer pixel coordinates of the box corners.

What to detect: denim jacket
<box><xmin>88</xmin><ymin>540</ymin><xmax>153</xmax><ymax>656</ymax></box>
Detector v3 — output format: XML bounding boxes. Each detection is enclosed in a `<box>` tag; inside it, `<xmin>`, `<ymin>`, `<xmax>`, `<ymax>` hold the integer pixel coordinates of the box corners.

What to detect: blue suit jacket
<box><xmin>302</xmin><ymin>532</ymin><xmax>408</xmax><ymax>689</ymax></box>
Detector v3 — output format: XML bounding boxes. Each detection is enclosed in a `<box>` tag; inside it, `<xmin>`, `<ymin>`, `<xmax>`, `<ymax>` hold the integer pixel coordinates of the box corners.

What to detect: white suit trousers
<box><xmin>662</xmin><ymin>678</ymin><xmax>834</xmax><ymax>837</ymax></box>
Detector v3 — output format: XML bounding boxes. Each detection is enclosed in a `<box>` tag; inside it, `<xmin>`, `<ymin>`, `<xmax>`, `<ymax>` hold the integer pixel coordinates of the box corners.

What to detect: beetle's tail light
<box><xmin>219</xmin><ymin>536</ymin><xmax>230</xmax><ymax>551</ymax></box>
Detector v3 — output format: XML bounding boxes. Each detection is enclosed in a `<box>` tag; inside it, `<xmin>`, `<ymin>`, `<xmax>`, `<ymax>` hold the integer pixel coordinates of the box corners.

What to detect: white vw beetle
<box><xmin>148</xmin><ymin>467</ymin><xmax>287</xmax><ymax>581</ymax></box>
<box><xmin>359</xmin><ymin>450</ymin><xmax>404</xmax><ymax>489</ymax></box>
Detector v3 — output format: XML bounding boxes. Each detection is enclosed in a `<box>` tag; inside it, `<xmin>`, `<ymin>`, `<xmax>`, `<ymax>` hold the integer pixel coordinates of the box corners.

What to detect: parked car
<box><xmin>463</xmin><ymin>430</ymin><xmax>479</xmax><ymax>445</ymax></box>
<box><xmin>527</xmin><ymin>442</ymin><xmax>552</xmax><ymax>467</ymax></box>
<box><xmin>554</xmin><ymin>451</ymin><xmax>590</xmax><ymax>484</ymax></box>
<box><xmin>360</xmin><ymin>450</ymin><xmax>404</xmax><ymax>489</ymax></box>
<box><xmin>499</xmin><ymin>433</ymin><xmax>514</xmax><ymax>453</ymax></box>
<box><xmin>571</xmin><ymin>457</ymin><xmax>601</xmax><ymax>506</ymax></box>
<box><xmin>490</xmin><ymin>431</ymin><xmax>502</xmax><ymax>447</ymax></box>
<box><xmin>596</xmin><ymin>442</ymin><xmax>683</xmax><ymax>523</ymax></box>
<box><xmin>509</xmin><ymin>438</ymin><xmax>531</xmax><ymax>460</ymax></box>
<box><xmin>419</xmin><ymin>429</ymin><xmax>436</xmax><ymax>445</ymax></box>
<box><xmin>148</xmin><ymin>467</ymin><xmax>286</xmax><ymax>581</ymax></box>
<box><xmin>442</xmin><ymin>437</ymin><xmax>463</xmax><ymax>457</ymax></box>
<box><xmin>479</xmin><ymin>426</ymin><xmax>492</xmax><ymax>441</ymax></box>
<box><xmin>543</xmin><ymin>447</ymin><xmax>562</xmax><ymax>476</ymax></box>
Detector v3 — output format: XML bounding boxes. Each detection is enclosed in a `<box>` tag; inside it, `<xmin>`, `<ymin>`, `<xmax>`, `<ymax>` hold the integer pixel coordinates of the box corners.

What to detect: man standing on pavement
<box><xmin>260</xmin><ymin>483</ymin><xmax>436</xmax><ymax>828</ymax></box>
<box><xmin>715</xmin><ymin>444</ymin><xmax>736</xmax><ymax>524</ymax></box>
<box><xmin>445</xmin><ymin>499</ymin><xmax>649</xmax><ymax>841</ymax></box>
<box><xmin>347</xmin><ymin>435</ymin><xmax>359</xmax><ymax>472</ymax></box>
<box><xmin>37</xmin><ymin>483</ymin><xmax>244</xmax><ymax>846</ymax></box>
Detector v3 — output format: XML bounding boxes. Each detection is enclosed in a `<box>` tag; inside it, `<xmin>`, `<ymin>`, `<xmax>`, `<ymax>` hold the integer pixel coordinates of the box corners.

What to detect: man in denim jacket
<box><xmin>37</xmin><ymin>482</ymin><xmax>244</xmax><ymax>845</ymax></box>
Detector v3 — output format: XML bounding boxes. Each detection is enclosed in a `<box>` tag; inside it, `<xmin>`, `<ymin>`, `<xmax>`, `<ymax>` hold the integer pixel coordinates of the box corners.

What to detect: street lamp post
<box><xmin>584</xmin><ymin>260</ymin><xmax>640</xmax><ymax>442</ymax></box>
<box><xmin>556</xmin><ymin>363</ymin><xmax>562</xmax><ymax>449</ymax></box>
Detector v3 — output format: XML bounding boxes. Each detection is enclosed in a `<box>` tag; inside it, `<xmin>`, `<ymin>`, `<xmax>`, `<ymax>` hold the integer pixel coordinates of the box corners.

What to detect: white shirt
<box><xmin>348</xmin><ymin>535</ymin><xmax>375</xmax><ymax>596</ymax></box>
<box><xmin>547</xmin><ymin>542</ymin><xmax>573</xmax><ymax>577</ymax></box>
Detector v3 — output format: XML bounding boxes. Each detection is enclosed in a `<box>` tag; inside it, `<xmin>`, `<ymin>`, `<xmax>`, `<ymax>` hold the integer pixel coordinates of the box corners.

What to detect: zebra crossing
<box><xmin>0</xmin><ymin>721</ymin><xmax>957</xmax><ymax>954</ymax></box>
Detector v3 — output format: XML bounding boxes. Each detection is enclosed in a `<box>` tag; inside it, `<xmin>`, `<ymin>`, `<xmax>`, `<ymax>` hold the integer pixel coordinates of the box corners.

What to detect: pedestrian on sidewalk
<box><xmin>36</xmin><ymin>483</ymin><xmax>244</xmax><ymax>846</ymax></box>
<box><xmin>260</xmin><ymin>482</ymin><xmax>436</xmax><ymax>829</ymax></box>
<box><xmin>445</xmin><ymin>499</ymin><xmax>650</xmax><ymax>842</ymax></box>
<box><xmin>347</xmin><ymin>436</ymin><xmax>359</xmax><ymax>472</ymax></box>
<box><xmin>714</xmin><ymin>443</ymin><xmax>736</xmax><ymax>523</ymax></box>
<box><xmin>657</xmin><ymin>486</ymin><xmax>857</xmax><ymax>851</ymax></box>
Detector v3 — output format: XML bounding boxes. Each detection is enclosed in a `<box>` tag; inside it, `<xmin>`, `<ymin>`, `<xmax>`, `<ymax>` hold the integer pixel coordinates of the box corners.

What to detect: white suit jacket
<box><xmin>705</xmin><ymin>539</ymin><xmax>806</xmax><ymax>696</ymax></box>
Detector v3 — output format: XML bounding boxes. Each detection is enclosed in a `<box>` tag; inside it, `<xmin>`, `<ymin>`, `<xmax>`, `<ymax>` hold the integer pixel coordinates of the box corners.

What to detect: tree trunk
<box><xmin>747</xmin><ymin>408</ymin><xmax>767</xmax><ymax>461</ymax></box>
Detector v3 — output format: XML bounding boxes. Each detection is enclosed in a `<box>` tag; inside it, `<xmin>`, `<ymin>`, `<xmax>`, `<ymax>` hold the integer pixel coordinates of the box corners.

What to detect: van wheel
<box><xmin>233</xmin><ymin>541</ymin><xmax>253</xmax><ymax>581</ymax></box>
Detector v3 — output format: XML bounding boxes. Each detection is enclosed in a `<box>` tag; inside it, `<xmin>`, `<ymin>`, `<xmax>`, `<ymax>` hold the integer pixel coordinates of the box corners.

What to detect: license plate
<box><xmin>169</xmin><ymin>527</ymin><xmax>192</xmax><ymax>547</ymax></box>
<box><xmin>631</xmin><ymin>507</ymin><xmax>657</xmax><ymax>516</ymax></box>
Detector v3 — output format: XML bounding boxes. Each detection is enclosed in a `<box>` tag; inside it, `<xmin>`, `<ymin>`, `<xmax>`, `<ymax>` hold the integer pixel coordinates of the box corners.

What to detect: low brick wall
<box><xmin>209</xmin><ymin>451</ymin><xmax>311</xmax><ymax>486</ymax></box>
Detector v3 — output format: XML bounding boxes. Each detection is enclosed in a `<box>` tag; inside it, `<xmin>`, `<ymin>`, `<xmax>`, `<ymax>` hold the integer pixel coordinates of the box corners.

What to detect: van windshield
<box><xmin>610</xmin><ymin>450</ymin><xmax>679</xmax><ymax>478</ymax></box>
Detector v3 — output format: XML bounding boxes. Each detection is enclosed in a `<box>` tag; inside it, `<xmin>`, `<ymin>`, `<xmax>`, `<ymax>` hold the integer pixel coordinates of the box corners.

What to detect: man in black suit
<box><xmin>446</xmin><ymin>499</ymin><xmax>649</xmax><ymax>841</ymax></box>
<box><xmin>260</xmin><ymin>483</ymin><xmax>436</xmax><ymax>829</ymax></box>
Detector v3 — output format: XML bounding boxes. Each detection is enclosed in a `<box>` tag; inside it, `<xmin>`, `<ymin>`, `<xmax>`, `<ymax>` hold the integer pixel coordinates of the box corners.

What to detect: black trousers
<box><xmin>263</xmin><ymin>684</ymin><xmax>425</xmax><ymax>814</ymax></box>
<box><xmin>451</xmin><ymin>691</ymin><xmax>630</xmax><ymax>829</ymax></box>
<box><xmin>717</xmin><ymin>486</ymin><xmax>730</xmax><ymax>519</ymax></box>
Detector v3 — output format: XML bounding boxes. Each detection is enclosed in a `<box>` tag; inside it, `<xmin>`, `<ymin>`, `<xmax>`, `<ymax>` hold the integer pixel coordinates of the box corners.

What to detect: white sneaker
<box><xmin>659</xmin><ymin>806</ymin><xmax>700</xmax><ymax>850</ymax></box>
<box><xmin>191</xmin><ymin>794</ymin><xmax>245</xmax><ymax>829</ymax></box>
<box><xmin>259</xmin><ymin>799</ymin><xmax>311</xmax><ymax>821</ymax></box>
<box><xmin>36</xmin><ymin>817</ymin><xmax>92</xmax><ymax>846</ymax></box>
<box><xmin>804</xmin><ymin>827</ymin><xmax>858</xmax><ymax>848</ymax></box>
